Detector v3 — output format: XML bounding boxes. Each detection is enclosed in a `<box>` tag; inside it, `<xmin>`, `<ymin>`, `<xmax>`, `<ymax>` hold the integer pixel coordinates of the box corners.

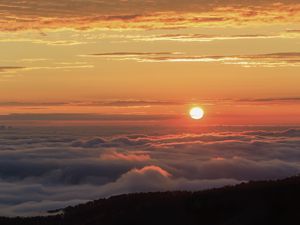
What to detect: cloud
<box><xmin>133</xmin><ymin>165</ymin><xmax>171</xmax><ymax>177</ymax></box>
<box><xmin>0</xmin><ymin>126</ymin><xmax>300</xmax><ymax>216</ymax></box>
<box><xmin>145</xmin><ymin>52</ymin><xmax>300</xmax><ymax>67</ymax></box>
<box><xmin>0</xmin><ymin>38</ymin><xmax>89</xmax><ymax>46</ymax></box>
<box><xmin>89</xmin><ymin>51</ymin><xmax>300</xmax><ymax>67</ymax></box>
<box><xmin>96</xmin><ymin>100</ymin><xmax>184</xmax><ymax>107</ymax></box>
<box><xmin>23</xmin><ymin>65</ymin><xmax>94</xmax><ymax>71</ymax></box>
<box><xmin>237</xmin><ymin>97</ymin><xmax>300</xmax><ymax>103</ymax></box>
<box><xmin>72</xmin><ymin>137</ymin><xmax>107</xmax><ymax>148</ymax></box>
<box><xmin>0</xmin><ymin>113</ymin><xmax>178</xmax><ymax>121</ymax></box>
<box><xmin>286</xmin><ymin>29</ymin><xmax>300</xmax><ymax>33</ymax></box>
<box><xmin>0</xmin><ymin>98</ymin><xmax>299</xmax><ymax>110</ymax></box>
<box><xmin>243</xmin><ymin>128</ymin><xmax>300</xmax><ymax>137</ymax></box>
<box><xmin>0</xmin><ymin>100</ymin><xmax>184</xmax><ymax>109</ymax></box>
<box><xmin>0</xmin><ymin>125</ymin><xmax>9</xmax><ymax>130</ymax></box>
<box><xmin>0</xmin><ymin>167</ymin><xmax>240</xmax><ymax>216</ymax></box>
<box><xmin>0</xmin><ymin>64</ymin><xmax>93</xmax><ymax>77</ymax></box>
<box><xmin>100</xmin><ymin>150</ymin><xmax>151</xmax><ymax>162</ymax></box>
<box><xmin>0</xmin><ymin>66</ymin><xmax>25</xmax><ymax>73</ymax></box>
<box><xmin>134</xmin><ymin>33</ymin><xmax>289</xmax><ymax>42</ymax></box>
<box><xmin>1</xmin><ymin>1</ymin><xmax>300</xmax><ymax>31</ymax></box>
<box><xmin>87</xmin><ymin>52</ymin><xmax>179</xmax><ymax>57</ymax></box>
<box><xmin>83</xmin><ymin>52</ymin><xmax>182</xmax><ymax>60</ymax></box>
<box><xmin>0</xmin><ymin>101</ymin><xmax>68</xmax><ymax>107</ymax></box>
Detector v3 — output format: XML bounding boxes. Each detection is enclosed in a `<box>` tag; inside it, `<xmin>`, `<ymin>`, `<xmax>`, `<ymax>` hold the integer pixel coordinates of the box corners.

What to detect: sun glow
<box><xmin>189</xmin><ymin>107</ymin><xmax>205</xmax><ymax>120</ymax></box>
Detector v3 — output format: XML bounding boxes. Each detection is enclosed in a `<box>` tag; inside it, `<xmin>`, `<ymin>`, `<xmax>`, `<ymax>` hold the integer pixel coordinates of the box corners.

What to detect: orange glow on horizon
<box><xmin>0</xmin><ymin>0</ymin><xmax>299</xmax><ymax>127</ymax></box>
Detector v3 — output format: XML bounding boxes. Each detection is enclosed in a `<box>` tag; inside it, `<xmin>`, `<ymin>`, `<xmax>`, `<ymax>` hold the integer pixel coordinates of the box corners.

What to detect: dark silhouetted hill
<box><xmin>1</xmin><ymin>176</ymin><xmax>300</xmax><ymax>225</ymax></box>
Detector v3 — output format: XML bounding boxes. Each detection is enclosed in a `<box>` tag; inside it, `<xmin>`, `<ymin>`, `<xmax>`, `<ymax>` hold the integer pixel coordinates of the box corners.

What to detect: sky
<box><xmin>0</xmin><ymin>0</ymin><xmax>300</xmax><ymax>217</ymax></box>
<box><xmin>0</xmin><ymin>0</ymin><xmax>300</xmax><ymax>125</ymax></box>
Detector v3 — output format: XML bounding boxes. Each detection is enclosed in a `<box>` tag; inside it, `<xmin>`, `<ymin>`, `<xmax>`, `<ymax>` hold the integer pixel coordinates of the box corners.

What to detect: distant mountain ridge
<box><xmin>1</xmin><ymin>175</ymin><xmax>300</xmax><ymax>225</ymax></box>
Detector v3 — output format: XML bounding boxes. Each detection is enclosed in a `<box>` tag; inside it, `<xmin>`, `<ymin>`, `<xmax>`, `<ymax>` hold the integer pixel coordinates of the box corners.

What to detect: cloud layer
<box><xmin>1</xmin><ymin>1</ymin><xmax>300</xmax><ymax>31</ymax></box>
<box><xmin>0</xmin><ymin>125</ymin><xmax>299</xmax><ymax>216</ymax></box>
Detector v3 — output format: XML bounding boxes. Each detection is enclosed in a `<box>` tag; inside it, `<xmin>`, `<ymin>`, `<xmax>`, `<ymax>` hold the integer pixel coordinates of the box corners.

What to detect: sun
<box><xmin>189</xmin><ymin>107</ymin><xmax>205</xmax><ymax>120</ymax></box>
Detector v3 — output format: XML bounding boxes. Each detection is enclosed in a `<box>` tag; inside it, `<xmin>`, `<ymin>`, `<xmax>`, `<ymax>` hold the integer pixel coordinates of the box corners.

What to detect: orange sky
<box><xmin>0</xmin><ymin>0</ymin><xmax>300</xmax><ymax>125</ymax></box>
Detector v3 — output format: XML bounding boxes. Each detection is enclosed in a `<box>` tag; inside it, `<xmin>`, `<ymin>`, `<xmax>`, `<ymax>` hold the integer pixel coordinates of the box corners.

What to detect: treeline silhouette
<box><xmin>1</xmin><ymin>176</ymin><xmax>300</xmax><ymax>225</ymax></box>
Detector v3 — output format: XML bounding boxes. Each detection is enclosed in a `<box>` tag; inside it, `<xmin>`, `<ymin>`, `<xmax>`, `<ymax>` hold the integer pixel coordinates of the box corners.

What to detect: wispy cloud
<box><xmin>84</xmin><ymin>51</ymin><xmax>300</xmax><ymax>67</ymax></box>
<box><xmin>93</xmin><ymin>100</ymin><xmax>184</xmax><ymax>107</ymax></box>
<box><xmin>19</xmin><ymin>58</ymin><xmax>49</xmax><ymax>63</ymax></box>
<box><xmin>0</xmin><ymin>113</ymin><xmax>178</xmax><ymax>121</ymax></box>
<box><xmin>0</xmin><ymin>66</ymin><xmax>26</xmax><ymax>73</ymax></box>
<box><xmin>0</xmin><ymin>100</ymin><xmax>183</xmax><ymax>108</ymax></box>
<box><xmin>23</xmin><ymin>64</ymin><xmax>94</xmax><ymax>71</ymax></box>
<box><xmin>134</xmin><ymin>33</ymin><xmax>291</xmax><ymax>42</ymax></box>
<box><xmin>286</xmin><ymin>29</ymin><xmax>300</xmax><ymax>33</ymax></box>
<box><xmin>84</xmin><ymin>52</ymin><xmax>182</xmax><ymax>58</ymax></box>
<box><xmin>236</xmin><ymin>97</ymin><xmax>300</xmax><ymax>103</ymax></box>
<box><xmin>0</xmin><ymin>97</ymin><xmax>299</xmax><ymax>108</ymax></box>
<box><xmin>0</xmin><ymin>38</ymin><xmax>89</xmax><ymax>46</ymax></box>
<box><xmin>0</xmin><ymin>64</ymin><xmax>93</xmax><ymax>77</ymax></box>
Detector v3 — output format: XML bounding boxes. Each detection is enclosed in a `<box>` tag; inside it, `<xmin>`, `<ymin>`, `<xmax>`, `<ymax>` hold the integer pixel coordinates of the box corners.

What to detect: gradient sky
<box><xmin>1</xmin><ymin>1</ymin><xmax>300</xmax><ymax>216</ymax></box>
<box><xmin>0</xmin><ymin>0</ymin><xmax>300</xmax><ymax>125</ymax></box>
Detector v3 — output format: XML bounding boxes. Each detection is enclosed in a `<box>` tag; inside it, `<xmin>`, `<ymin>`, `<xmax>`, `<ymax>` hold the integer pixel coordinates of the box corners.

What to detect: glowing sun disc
<box><xmin>189</xmin><ymin>107</ymin><xmax>204</xmax><ymax>120</ymax></box>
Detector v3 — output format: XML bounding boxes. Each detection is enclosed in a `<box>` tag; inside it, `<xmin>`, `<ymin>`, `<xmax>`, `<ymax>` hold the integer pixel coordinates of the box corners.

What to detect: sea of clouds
<box><xmin>0</xmin><ymin>125</ymin><xmax>299</xmax><ymax>216</ymax></box>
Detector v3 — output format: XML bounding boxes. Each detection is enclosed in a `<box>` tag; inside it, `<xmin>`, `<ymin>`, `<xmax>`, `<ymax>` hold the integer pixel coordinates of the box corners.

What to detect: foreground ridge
<box><xmin>1</xmin><ymin>176</ymin><xmax>300</xmax><ymax>225</ymax></box>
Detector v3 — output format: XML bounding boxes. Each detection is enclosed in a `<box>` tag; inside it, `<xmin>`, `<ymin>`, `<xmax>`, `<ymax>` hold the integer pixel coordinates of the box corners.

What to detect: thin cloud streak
<box><xmin>84</xmin><ymin>52</ymin><xmax>182</xmax><ymax>58</ymax></box>
<box><xmin>134</xmin><ymin>33</ymin><xmax>293</xmax><ymax>42</ymax></box>
<box><xmin>88</xmin><ymin>51</ymin><xmax>300</xmax><ymax>67</ymax></box>
<box><xmin>0</xmin><ymin>66</ymin><xmax>26</xmax><ymax>73</ymax></box>
<box><xmin>0</xmin><ymin>98</ymin><xmax>299</xmax><ymax>108</ymax></box>
<box><xmin>0</xmin><ymin>64</ymin><xmax>93</xmax><ymax>77</ymax></box>
<box><xmin>0</xmin><ymin>113</ymin><xmax>179</xmax><ymax>121</ymax></box>
<box><xmin>0</xmin><ymin>38</ymin><xmax>89</xmax><ymax>46</ymax></box>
